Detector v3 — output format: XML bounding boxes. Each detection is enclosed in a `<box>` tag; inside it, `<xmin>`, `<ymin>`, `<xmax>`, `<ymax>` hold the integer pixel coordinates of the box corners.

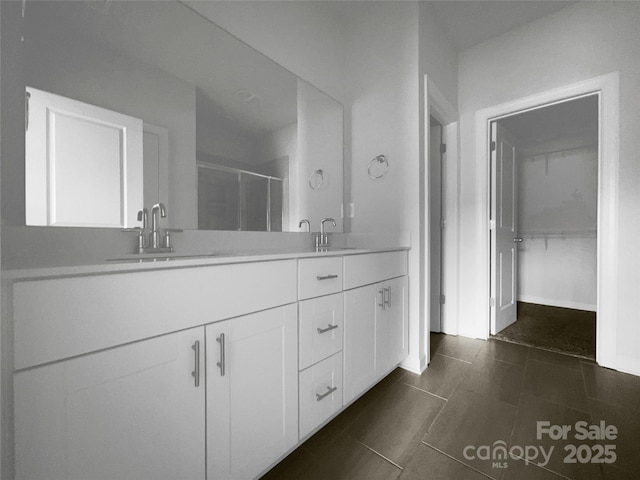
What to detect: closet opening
<box><xmin>489</xmin><ymin>94</ymin><xmax>598</xmax><ymax>360</ymax></box>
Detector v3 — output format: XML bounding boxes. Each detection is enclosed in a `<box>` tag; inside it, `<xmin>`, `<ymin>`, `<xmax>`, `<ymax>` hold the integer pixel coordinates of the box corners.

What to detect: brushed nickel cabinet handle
<box><xmin>317</xmin><ymin>324</ymin><xmax>339</xmax><ymax>334</ymax></box>
<box><xmin>379</xmin><ymin>289</ymin><xmax>385</xmax><ymax>310</ymax></box>
<box><xmin>384</xmin><ymin>286</ymin><xmax>392</xmax><ymax>308</ymax></box>
<box><xmin>191</xmin><ymin>340</ymin><xmax>200</xmax><ymax>387</ymax></box>
<box><xmin>316</xmin><ymin>386</ymin><xmax>338</xmax><ymax>402</ymax></box>
<box><xmin>316</xmin><ymin>274</ymin><xmax>338</xmax><ymax>281</ymax></box>
<box><xmin>216</xmin><ymin>334</ymin><xmax>226</xmax><ymax>377</ymax></box>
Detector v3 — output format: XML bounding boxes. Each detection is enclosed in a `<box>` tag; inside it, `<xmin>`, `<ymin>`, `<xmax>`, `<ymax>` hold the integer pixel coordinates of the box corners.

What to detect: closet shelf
<box><xmin>520</xmin><ymin>230</ymin><xmax>597</xmax><ymax>239</ymax></box>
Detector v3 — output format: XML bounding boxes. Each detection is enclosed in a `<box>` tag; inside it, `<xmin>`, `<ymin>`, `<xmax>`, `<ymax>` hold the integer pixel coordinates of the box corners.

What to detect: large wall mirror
<box><xmin>23</xmin><ymin>0</ymin><xmax>343</xmax><ymax>232</ymax></box>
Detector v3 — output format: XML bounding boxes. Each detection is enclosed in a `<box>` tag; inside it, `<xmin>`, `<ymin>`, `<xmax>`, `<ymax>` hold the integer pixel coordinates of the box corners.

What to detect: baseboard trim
<box><xmin>518</xmin><ymin>296</ymin><xmax>596</xmax><ymax>312</ymax></box>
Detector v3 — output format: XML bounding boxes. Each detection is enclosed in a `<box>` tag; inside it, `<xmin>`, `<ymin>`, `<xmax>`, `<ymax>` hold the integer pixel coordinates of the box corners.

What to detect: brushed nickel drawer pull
<box><xmin>216</xmin><ymin>334</ymin><xmax>226</xmax><ymax>377</ymax></box>
<box><xmin>317</xmin><ymin>274</ymin><xmax>338</xmax><ymax>281</ymax></box>
<box><xmin>191</xmin><ymin>340</ymin><xmax>200</xmax><ymax>387</ymax></box>
<box><xmin>316</xmin><ymin>386</ymin><xmax>338</xmax><ymax>401</ymax></box>
<box><xmin>317</xmin><ymin>324</ymin><xmax>339</xmax><ymax>334</ymax></box>
<box><xmin>379</xmin><ymin>289</ymin><xmax>385</xmax><ymax>310</ymax></box>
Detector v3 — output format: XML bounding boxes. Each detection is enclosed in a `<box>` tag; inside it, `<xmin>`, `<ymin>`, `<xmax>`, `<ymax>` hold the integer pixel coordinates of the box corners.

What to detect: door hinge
<box><xmin>490</xmin><ymin>141</ymin><xmax>496</xmax><ymax>152</ymax></box>
<box><xmin>25</xmin><ymin>91</ymin><xmax>31</xmax><ymax>132</ymax></box>
<box><xmin>490</xmin><ymin>297</ymin><xmax>495</xmax><ymax>308</ymax></box>
<box><xmin>440</xmin><ymin>294</ymin><xmax>446</xmax><ymax>305</ymax></box>
<box><xmin>489</xmin><ymin>219</ymin><xmax>496</xmax><ymax>230</ymax></box>
<box><xmin>441</xmin><ymin>218</ymin><xmax>446</xmax><ymax>230</ymax></box>
<box><xmin>440</xmin><ymin>143</ymin><xmax>447</xmax><ymax>155</ymax></box>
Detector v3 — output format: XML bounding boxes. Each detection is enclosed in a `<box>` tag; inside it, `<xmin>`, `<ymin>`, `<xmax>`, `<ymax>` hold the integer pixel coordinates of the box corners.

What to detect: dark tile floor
<box><xmin>260</xmin><ymin>334</ymin><xmax>640</xmax><ymax>480</ymax></box>
<box><xmin>496</xmin><ymin>302</ymin><xmax>596</xmax><ymax>359</ymax></box>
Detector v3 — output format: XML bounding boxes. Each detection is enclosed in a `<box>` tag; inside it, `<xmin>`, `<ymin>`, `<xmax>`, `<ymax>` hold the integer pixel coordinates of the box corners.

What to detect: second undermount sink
<box><xmin>106</xmin><ymin>252</ymin><xmax>220</xmax><ymax>263</ymax></box>
<box><xmin>314</xmin><ymin>246</ymin><xmax>357</xmax><ymax>253</ymax></box>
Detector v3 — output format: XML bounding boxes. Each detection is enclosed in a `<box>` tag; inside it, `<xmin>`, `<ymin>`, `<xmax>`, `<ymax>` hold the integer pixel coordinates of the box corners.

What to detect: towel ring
<box><xmin>368</xmin><ymin>155</ymin><xmax>389</xmax><ymax>179</ymax></box>
<box><xmin>308</xmin><ymin>169</ymin><xmax>324</xmax><ymax>189</ymax></box>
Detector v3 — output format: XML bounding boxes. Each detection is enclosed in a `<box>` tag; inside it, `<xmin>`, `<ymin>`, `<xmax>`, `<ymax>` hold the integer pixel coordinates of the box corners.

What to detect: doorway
<box><xmin>429</xmin><ymin>115</ymin><xmax>444</xmax><ymax>333</ymax></box>
<box><xmin>489</xmin><ymin>95</ymin><xmax>598</xmax><ymax>359</ymax></box>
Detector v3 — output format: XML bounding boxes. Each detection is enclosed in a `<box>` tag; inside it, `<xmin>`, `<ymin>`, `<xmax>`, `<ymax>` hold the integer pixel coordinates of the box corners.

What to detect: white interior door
<box><xmin>429</xmin><ymin>117</ymin><xmax>444</xmax><ymax>332</ymax></box>
<box><xmin>491</xmin><ymin>123</ymin><xmax>519</xmax><ymax>334</ymax></box>
<box><xmin>25</xmin><ymin>87</ymin><xmax>143</xmax><ymax>227</ymax></box>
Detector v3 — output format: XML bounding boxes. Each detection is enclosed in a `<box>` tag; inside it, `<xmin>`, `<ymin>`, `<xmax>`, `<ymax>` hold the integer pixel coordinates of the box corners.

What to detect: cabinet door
<box><xmin>377</xmin><ymin>276</ymin><xmax>409</xmax><ymax>376</ymax></box>
<box><xmin>14</xmin><ymin>328</ymin><xmax>205</xmax><ymax>480</ymax></box>
<box><xmin>207</xmin><ymin>304</ymin><xmax>298</xmax><ymax>480</ymax></box>
<box><xmin>343</xmin><ymin>283</ymin><xmax>383</xmax><ymax>405</ymax></box>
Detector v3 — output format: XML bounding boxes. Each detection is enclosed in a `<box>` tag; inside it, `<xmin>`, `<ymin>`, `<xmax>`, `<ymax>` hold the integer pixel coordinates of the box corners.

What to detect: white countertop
<box><xmin>3</xmin><ymin>246</ymin><xmax>410</xmax><ymax>281</ymax></box>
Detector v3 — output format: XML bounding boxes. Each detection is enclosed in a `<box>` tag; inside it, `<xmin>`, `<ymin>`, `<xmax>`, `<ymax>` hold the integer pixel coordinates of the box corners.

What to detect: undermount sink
<box><xmin>314</xmin><ymin>246</ymin><xmax>357</xmax><ymax>253</ymax></box>
<box><xmin>107</xmin><ymin>252</ymin><xmax>219</xmax><ymax>263</ymax></box>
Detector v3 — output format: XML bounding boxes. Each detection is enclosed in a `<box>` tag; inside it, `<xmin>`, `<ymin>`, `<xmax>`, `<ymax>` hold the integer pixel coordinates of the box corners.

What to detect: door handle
<box><xmin>379</xmin><ymin>289</ymin><xmax>385</xmax><ymax>310</ymax></box>
<box><xmin>317</xmin><ymin>274</ymin><xmax>338</xmax><ymax>281</ymax></box>
<box><xmin>316</xmin><ymin>386</ymin><xmax>338</xmax><ymax>402</ymax></box>
<box><xmin>384</xmin><ymin>286</ymin><xmax>392</xmax><ymax>308</ymax></box>
<box><xmin>513</xmin><ymin>238</ymin><xmax>524</xmax><ymax>243</ymax></box>
<box><xmin>317</xmin><ymin>324</ymin><xmax>339</xmax><ymax>334</ymax></box>
<box><xmin>216</xmin><ymin>333</ymin><xmax>226</xmax><ymax>377</ymax></box>
<box><xmin>191</xmin><ymin>340</ymin><xmax>200</xmax><ymax>387</ymax></box>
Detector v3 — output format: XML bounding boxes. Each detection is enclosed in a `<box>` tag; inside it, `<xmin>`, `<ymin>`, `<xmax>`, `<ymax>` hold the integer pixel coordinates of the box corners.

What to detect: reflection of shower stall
<box><xmin>197</xmin><ymin>163</ymin><xmax>284</xmax><ymax>232</ymax></box>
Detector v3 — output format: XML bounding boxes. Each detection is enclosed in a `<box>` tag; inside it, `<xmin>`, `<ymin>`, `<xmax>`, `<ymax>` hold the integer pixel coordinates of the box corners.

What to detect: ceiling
<box><xmin>312</xmin><ymin>0</ymin><xmax>575</xmax><ymax>52</ymax></box>
<box><xmin>425</xmin><ymin>1</ymin><xmax>575</xmax><ymax>52</ymax></box>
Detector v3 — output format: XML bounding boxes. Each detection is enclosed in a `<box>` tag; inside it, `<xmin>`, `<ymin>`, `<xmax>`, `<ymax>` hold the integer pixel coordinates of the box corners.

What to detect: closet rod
<box><xmin>522</xmin><ymin>144</ymin><xmax>597</xmax><ymax>160</ymax></box>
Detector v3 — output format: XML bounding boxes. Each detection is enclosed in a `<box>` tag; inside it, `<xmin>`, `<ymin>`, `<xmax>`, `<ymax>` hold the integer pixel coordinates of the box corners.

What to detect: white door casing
<box><xmin>473</xmin><ymin>72</ymin><xmax>619</xmax><ymax>370</ymax></box>
<box><xmin>490</xmin><ymin>124</ymin><xmax>518</xmax><ymax>334</ymax></box>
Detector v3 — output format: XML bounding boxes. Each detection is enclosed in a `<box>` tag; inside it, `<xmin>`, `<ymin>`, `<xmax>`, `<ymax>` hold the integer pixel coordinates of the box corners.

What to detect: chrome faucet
<box><xmin>150</xmin><ymin>203</ymin><xmax>166</xmax><ymax>249</ymax></box>
<box><xmin>319</xmin><ymin>217</ymin><xmax>336</xmax><ymax>248</ymax></box>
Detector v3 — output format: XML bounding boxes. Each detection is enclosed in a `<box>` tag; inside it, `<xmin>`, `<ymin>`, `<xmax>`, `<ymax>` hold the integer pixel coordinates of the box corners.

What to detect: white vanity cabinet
<box><xmin>14</xmin><ymin>327</ymin><xmax>206</xmax><ymax>480</ymax></box>
<box><xmin>297</xmin><ymin>258</ymin><xmax>345</xmax><ymax>439</ymax></box>
<box><xmin>10</xmin><ymin>249</ymin><xmax>409</xmax><ymax>480</ymax></box>
<box><xmin>206</xmin><ymin>305</ymin><xmax>298</xmax><ymax>480</ymax></box>
<box><xmin>343</xmin><ymin>252</ymin><xmax>409</xmax><ymax>405</ymax></box>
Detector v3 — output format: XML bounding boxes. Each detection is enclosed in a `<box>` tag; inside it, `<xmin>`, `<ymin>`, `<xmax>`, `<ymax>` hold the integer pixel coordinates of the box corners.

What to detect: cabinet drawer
<box><xmin>299</xmin><ymin>293</ymin><xmax>343</xmax><ymax>370</ymax></box>
<box><xmin>299</xmin><ymin>352</ymin><xmax>343</xmax><ymax>439</ymax></box>
<box><xmin>298</xmin><ymin>257</ymin><xmax>343</xmax><ymax>300</ymax></box>
<box><xmin>14</xmin><ymin>260</ymin><xmax>297</xmax><ymax>370</ymax></box>
<box><xmin>343</xmin><ymin>250</ymin><xmax>407</xmax><ymax>290</ymax></box>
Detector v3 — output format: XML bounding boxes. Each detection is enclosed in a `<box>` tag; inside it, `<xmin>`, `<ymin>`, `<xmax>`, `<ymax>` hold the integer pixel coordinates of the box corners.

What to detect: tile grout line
<box><xmin>401</xmin><ymin>382</ymin><xmax>449</xmax><ymax>402</ymax></box>
<box><xmin>508</xmin><ymin>452</ymin><xmax>574</xmax><ymax>479</ymax></box>
<box><xmin>355</xmin><ymin>440</ymin><xmax>404</xmax><ymax>471</ymax></box>
<box><xmin>436</xmin><ymin>352</ymin><xmax>473</xmax><ymax>364</ymax></box>
<box><xmin>420</xmin><ymin>441</ymin><xmax>499</xmax><ymax>480</ymax></box>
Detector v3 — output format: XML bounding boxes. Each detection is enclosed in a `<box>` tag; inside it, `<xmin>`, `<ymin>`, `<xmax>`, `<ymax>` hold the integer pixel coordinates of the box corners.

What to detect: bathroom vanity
<box><xmin>7</xmin><ymin>247</ymin><xmax>408</xmax><ymax>480</ymax></box>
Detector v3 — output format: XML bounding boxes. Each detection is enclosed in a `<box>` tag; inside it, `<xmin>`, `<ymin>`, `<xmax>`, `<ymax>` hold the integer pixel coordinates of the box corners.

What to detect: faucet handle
<box><xmin>121</xmin><ymin>227</ymin><xmax>147</xmax><ymax>253</ymax></box>
<box><xmin>137</xmin><ymin>208</ymin><xmax>149</xmax><ymax>229</ymax></box>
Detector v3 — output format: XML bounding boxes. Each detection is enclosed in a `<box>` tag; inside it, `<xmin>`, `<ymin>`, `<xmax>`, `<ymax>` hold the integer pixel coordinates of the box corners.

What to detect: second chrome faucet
<box><xmin>126</xmin><ymin>203</ymin><xmax>175</xmax><ymax>254</ymax></box>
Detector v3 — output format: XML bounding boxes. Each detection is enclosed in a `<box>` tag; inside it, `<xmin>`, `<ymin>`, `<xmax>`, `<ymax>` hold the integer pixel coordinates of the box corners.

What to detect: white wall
<box><xmin>184</xmin><ymin>0</ymin><xmax>347</xmax><ymax>102</ymax></box>
<box><xmin>344</xmin><ymin>2</ymin><xmax>424</xmax><ymax>371</ymax></box>
<box><xmin>517</xmin><ymin>142</ymin><xmax>598</xmax><ymax>311</ymax></box>
<box><xmin>458</xmin><ymin>2</ymin><xmax>640</xmax><ymax>374</ymax></box>
<box><xmin>419</xmin><ymin>4</ymin><xmax>458</xmax><ymax>110</ymax></box>
<box><xmin>297</xmin><ymin>80</ymin><xmax>343</xmax><ymax>233</ymax></box>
